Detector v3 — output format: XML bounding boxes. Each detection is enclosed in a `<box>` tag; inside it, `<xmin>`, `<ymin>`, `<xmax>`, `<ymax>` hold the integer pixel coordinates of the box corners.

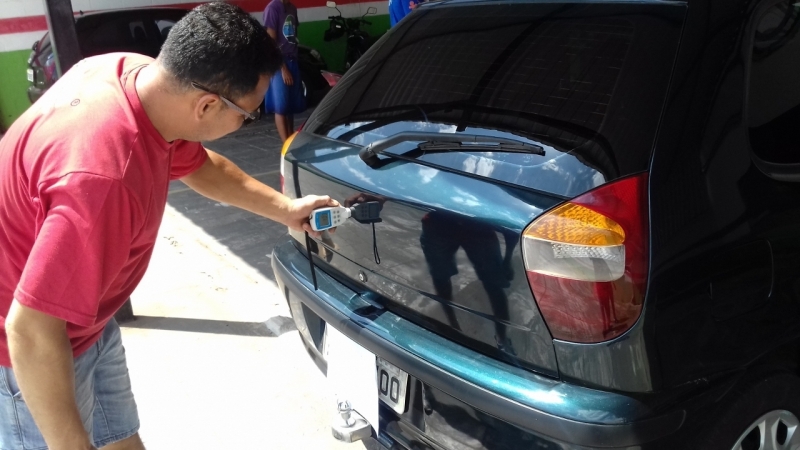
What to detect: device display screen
<box><xmin>319</xmin><ymin>212</ymin><xmax>331</xmax><ymax>227</ymax></box>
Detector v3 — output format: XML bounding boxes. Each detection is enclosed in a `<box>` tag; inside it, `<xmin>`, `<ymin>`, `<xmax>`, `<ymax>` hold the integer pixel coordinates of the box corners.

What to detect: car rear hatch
<box><xmin>283</xmin><ymin>0</ymin><xmax>684</xmax><ymax>377</ymax></box>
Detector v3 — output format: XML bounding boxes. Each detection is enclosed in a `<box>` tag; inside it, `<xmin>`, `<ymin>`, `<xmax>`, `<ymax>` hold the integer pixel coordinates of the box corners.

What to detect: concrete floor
<box><xmin>122</xmin><ymin>111</ymin><xmax>365</xmax><ymax>449</ymax></box>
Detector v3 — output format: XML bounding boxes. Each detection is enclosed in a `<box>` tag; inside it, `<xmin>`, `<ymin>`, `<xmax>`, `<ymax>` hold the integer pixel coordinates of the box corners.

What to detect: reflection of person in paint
<box><xmin>419</xmin><ymin>211</ymin><xmax>518</xmax><ymax>354</ymax></box>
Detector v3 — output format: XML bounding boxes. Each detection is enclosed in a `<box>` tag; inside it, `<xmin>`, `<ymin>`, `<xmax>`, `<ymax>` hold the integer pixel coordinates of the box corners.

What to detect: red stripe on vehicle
<box><xmin>0</xmin><ymin>0</ymin><xmax>369</xmax><ymax>35</ymax></box>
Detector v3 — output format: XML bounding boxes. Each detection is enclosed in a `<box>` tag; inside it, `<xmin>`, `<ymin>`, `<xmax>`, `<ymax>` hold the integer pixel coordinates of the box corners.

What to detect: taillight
<box><xmin>523</xmin><ymin>173</ymin><xmax>648</xmax><ymax>343</ymax></box>
<box><xmin>321</xmin><ymin>70</ymin><xmax>341</xmax><ymax>87</ymax></box>
<box><xmin>280</xmin><ymin>132</ymin><xmax>298</xmax><ymax>194</ymax></box>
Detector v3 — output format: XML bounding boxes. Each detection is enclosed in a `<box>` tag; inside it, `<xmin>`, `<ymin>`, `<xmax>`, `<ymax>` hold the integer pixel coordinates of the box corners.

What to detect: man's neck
<box><xmin>135</xmin><ymin>64</ymin><xmax>183</xmax><ymax>143</ymax></box>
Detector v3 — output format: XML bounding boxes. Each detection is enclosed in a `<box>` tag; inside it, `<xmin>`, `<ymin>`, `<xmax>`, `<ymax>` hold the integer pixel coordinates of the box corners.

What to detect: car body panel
<box><xmin>284</xmin><ymin>131</ymin><xmax>563</xmax><ymax>374</ymax></box>
<box><xmin>648</xmin><ymin>0</ymin><xmax>800</xmax><ymax>389</ymax></box>
<box><xmin>272</xmin><ymin>240</ymin><xmax>687</xmax><ymax>448</ymax></box>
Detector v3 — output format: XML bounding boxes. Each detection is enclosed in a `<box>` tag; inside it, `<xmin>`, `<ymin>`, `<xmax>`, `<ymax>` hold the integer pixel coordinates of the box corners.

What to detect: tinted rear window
<box><xmin>76</xmin><ymin>10</ymin><xmax>187</xmax><ymax>58</ymax></box>
<box><xmin>305</xmin><ymin>1</ymin><xmax>684</xmax><ymax>197</ymax></box>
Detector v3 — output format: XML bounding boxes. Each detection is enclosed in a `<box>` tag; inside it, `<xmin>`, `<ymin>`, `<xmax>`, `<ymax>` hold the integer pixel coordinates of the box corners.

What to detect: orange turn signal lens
<box><xmin>523</xmin><ymin>202</ymin><xmax>626</xmax><ymax>282</ymax></box>
<box><xmin>281</xmin><ymin>132</ymin><xmax>298</xmax><ymax>157</ymax></box>
<box><xmin>523</xmin><ymin>203</ymin><xmax>625</xmax><ymax>246</ymax></box>
<box><xmin>280</xmin><ymin>132</ymin><xmax>298</xmax><ymax>195</ymax></box>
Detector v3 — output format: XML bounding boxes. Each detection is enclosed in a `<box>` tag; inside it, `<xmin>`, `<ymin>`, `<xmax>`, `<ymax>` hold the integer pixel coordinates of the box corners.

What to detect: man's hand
<box><xmin>286</xmin><ymin>195</ymin><xmax>339</xmax><ymax>237</ymax></box>
<box><xmin>281</xmin><ymin>65</ymin><xmax>294</xmax><ymax>86</ymax></box>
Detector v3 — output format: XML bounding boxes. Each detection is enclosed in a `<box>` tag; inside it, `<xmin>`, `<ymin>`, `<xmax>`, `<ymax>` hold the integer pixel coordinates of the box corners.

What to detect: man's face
<box><xmin>195</xmin><ymin>74</ymin><xmax>271</xmax><ymax>142</ymax></box>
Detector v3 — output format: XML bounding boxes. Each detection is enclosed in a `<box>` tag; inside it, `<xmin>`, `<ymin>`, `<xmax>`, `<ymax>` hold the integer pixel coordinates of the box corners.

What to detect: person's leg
<box><xmin>0</xmin><ymin>365</ymin><xmax>53</xmax><ymax>450</ymax></box>
<box><xmin>274</xmin><ymin>113</ymin><xmax>291</xmax><ymax>142</ymax></box>
<box><xmin>101</xmin><ymin>432</ymin><xmax>145</xmax><ymax>450</ymax></box>
<box><xmin>288</xmin><ymin>59</ymin><xmax>306</xmax><ymax>123</ymax></box>
<box><xmin>0</xmin><ymin>340</ymin><xmax>99</xmax><ymax>450</ymax></box>
<box><xmin>91</xmin><ymin>319</ymin><xmax>141</xmax><ymax>449</ymax></box>
<box><xmin>265</xmin><ymin>64</ymin><xmax>293</xmax><ymax>142</ymax></box>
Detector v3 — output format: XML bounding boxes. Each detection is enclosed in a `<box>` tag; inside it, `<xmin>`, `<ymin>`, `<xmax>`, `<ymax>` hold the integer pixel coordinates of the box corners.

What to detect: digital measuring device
<box><xmin>306</xmin><ymin>201</ymin><xmax>384</xmax><ymax>289</ymax></box>
<box><xmin>309</xmin><ymin>202</ymin><xmax>384</xmax><ymax>232</ymax></box>
<box><xmin>310</xmin><ymin>206</ymin><xmax>352</xmax><ymax>231</ymax></box>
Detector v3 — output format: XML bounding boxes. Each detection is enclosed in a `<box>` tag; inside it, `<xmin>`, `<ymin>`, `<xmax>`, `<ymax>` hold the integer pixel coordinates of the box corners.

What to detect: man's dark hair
<box><xmin>159</xmin><ymin>2</ymin><xmax>282</xmax><ymax>99</ymax></box>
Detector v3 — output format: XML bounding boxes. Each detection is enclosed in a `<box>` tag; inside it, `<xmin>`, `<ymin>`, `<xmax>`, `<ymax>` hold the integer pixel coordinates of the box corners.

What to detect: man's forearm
<box><xmin>7</xmin><ymin>302</ymin><xmax>93</xmax><ymax>450</ymax></box>
<box><xmin>182</xmin><ymin>149</ymin><xmax>292</xmax><ymax>223</ymax></box>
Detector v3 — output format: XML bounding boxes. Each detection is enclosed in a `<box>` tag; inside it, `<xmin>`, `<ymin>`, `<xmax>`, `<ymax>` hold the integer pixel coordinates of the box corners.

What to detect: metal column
<box><xmin>41</xmin><ymin>0</ymin><xmax>81</xmax><ymax>76</ymax></box>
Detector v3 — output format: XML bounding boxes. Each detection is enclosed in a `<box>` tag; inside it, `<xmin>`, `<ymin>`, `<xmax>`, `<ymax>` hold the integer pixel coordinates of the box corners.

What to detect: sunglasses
<box><xmin>191</xmin><ymin>81</ymin><xmax>261</xmax><ymax>126</ymax></box>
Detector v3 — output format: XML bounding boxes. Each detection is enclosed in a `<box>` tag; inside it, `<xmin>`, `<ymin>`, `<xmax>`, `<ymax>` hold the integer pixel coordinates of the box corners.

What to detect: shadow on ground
<box><xmin>123</xmin><ymin>315</ymin><xmax>297</xmax><ymax>337</ymax></box>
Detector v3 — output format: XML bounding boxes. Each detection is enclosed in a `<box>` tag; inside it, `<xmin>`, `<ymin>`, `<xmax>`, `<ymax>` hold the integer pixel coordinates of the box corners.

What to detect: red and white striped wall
<box><xmin>0</xmin><ymin>0</ymin><xmax>388</xmax><ymax>52</ymax></box>
<box><xmin>0</xmin><ymin>0</ymin><xmax>387</xmax><ymax>128</ymax></box>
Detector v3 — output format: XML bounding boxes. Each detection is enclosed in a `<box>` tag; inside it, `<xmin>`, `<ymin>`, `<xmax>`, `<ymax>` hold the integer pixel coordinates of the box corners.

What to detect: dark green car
<box><xmin>274</xmin><ymin>1</ymin><xmax>800</xmax><ymax>448</ymax></box>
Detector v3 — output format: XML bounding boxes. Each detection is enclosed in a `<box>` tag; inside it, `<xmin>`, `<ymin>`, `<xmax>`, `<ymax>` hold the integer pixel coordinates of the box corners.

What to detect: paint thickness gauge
<box><xmin>310</xmin><ymin>206</ymin><xmax>352</xmax><ymax>231</ymax></box>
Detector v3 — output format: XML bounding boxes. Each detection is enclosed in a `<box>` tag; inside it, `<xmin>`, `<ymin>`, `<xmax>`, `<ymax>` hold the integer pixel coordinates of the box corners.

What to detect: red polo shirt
<box><xmin>0</xmin><ymin>53</ymin><xmax>208</xmax><ymax>366</ymax></box>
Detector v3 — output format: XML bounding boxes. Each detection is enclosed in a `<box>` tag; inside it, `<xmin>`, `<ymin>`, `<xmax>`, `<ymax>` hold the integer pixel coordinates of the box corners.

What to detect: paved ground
<box><xmin>122</xmin><ymin>110</ymin><xmax>366</xmax><ymax>449</ymax></box>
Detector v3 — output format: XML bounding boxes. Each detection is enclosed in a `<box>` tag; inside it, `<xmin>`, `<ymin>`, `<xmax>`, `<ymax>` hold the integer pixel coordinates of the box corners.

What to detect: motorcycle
<box><xmin>324</xmin><ymin>1</ymin><xmax>380</xmax><ymax>72</ymax></box>
<box><xmin>296</xmin><ymin>44</ymin><xmax>332</xmax><ymax>106</ymax></box>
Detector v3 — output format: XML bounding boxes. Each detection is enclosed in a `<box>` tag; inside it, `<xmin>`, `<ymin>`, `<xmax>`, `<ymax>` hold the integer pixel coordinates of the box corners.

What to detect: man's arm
<box><xmin>265</xmin><ymin>27</ymin><xmax>293</xmax><ymax>86</ymax></box>
<box><xmin>6</xmin><ymin>300</ymin><xmax>95</xmax><ymax>450</ymax></box>
<box><xmin>181</xmin><ymin>149</ymin><xmax>336</xmax><ymax>235</ymax></box>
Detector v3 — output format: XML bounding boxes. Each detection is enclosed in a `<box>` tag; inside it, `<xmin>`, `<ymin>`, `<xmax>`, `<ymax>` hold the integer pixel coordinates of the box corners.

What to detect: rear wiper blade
<box><xmin>418</xmin><ymin>141</ymin><xmax>541</xmax><ymax>153</ymax></box>
<box><xmin>359</xmin><ymin>132</ymin><xmax>544</xmax><ymax>168</ymax></box>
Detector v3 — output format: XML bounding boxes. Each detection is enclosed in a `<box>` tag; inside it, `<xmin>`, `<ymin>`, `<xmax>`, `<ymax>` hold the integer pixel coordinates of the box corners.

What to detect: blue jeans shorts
<box><xmin>0</xmin><ymin>319</ymin><xmax>139</xmax><ymax>450</ymax></box>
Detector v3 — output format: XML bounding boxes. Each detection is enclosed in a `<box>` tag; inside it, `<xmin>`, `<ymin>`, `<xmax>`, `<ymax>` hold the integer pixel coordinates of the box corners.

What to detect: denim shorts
<box><xmin>0</xmin><ymin>319</ymin><xmax>139</xmax><ymax>450</ymax></box>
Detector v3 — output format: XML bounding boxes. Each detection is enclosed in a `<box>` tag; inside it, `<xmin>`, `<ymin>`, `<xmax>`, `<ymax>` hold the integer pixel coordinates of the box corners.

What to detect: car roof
<box><xmin>74</xmin><ymin>7</ymin><xmax>190</xmax><ymax>26</ymax></box>
<box><xmin>75</xmin><ymin>6</ymin><xmax>190</xmax><ymax>18</ymax></box>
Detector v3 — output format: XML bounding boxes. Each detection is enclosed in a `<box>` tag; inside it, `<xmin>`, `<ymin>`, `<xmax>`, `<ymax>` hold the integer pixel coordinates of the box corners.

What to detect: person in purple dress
<box><xmin>263</xmin><ymin>0</ymin><xmax>306</xmax><ymax>142</ymax></box>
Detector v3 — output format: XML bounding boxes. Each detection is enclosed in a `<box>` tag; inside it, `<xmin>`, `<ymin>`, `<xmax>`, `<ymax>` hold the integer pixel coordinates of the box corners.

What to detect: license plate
<box><xmin>325</xmin><ymin>325</ymin><xmax>380</xmax><ymax>433</ymax></box>
<box><xmin>324</xmin><ymin>325</ymin><xmax>410</xmax><ymax>421</ymax></box>
<box><xmin>27</xmin><ymin>68</ymin><xmax>34</xmax><ymax>83</ymax></box>
<box><xmin>377</xmin><ymin>357</ymin><xmax>409</xmax><ymax>414</ymax></box>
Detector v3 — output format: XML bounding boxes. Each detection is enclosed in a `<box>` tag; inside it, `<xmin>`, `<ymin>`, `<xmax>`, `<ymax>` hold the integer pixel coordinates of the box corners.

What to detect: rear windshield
<box><xmin>305</xmin><ymin>1</ymin><xmax>685</xmax><ymax>197</ymax></box>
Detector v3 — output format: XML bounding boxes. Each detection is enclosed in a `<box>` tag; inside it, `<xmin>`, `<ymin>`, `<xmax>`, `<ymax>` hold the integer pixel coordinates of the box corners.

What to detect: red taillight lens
<box><xmin>523</xmin><ymin>173</ymin><xmax>648</xmax><ymax>343</ymax></box>
<box><xmin>321</xmin><ymin>70</ymin><xmax>342</xmax><ymax>87</ymax></box>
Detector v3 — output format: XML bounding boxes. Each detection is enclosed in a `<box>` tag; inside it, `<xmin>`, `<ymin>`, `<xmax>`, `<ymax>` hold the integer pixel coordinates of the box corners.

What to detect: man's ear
<box><xmin>193</xmin><ymin>93</ymin><xmax>220</xmax><ymax>121</ymax></box>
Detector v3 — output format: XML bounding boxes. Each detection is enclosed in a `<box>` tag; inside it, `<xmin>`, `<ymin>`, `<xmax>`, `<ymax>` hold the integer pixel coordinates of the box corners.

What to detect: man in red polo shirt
<box><xmin>0</xmin><ymin>3</ymin><xmax>335</xmax><ymax>449</ymax></box>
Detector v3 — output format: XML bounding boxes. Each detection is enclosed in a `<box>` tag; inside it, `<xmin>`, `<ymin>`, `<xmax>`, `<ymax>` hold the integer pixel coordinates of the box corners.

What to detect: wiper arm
<box><xmin>359</xmin><ymin>132</ymin><xmax>544</xmax><ymax>168</ymax></box>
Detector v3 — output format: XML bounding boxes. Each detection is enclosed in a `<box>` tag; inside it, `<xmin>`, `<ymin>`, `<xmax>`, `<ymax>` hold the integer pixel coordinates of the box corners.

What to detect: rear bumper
<box><xmin>272</xmin><ymin>240</ymin><xmax>685</xmax><ymax>448</ymax></box>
